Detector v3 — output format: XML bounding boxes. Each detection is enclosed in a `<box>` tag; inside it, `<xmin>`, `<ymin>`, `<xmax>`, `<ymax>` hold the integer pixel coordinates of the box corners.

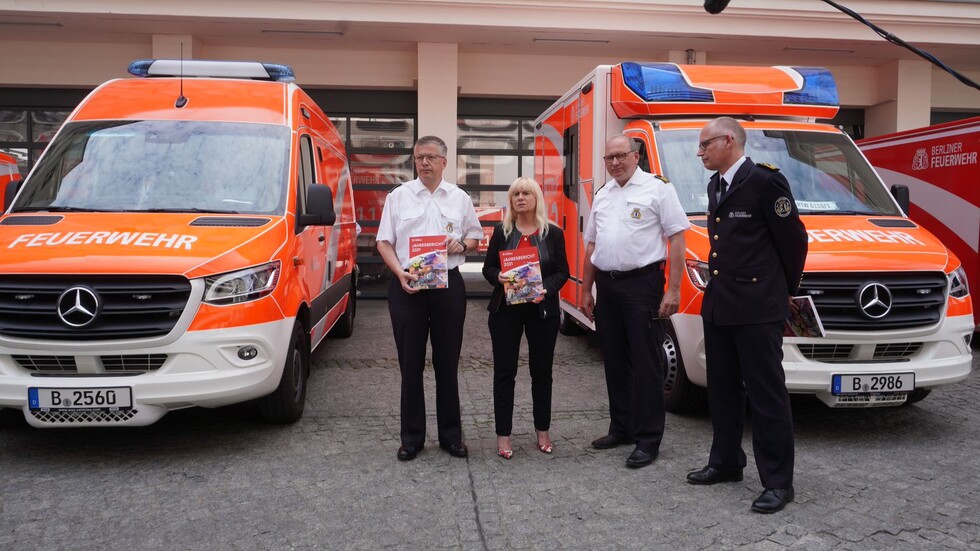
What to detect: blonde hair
<box><xmin>501</xmin><ymin>176</ymin><xmax>550</xmax><ymax>239</ymax></box>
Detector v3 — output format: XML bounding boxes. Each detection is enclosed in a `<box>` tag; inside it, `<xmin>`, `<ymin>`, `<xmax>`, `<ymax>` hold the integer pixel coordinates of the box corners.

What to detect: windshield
<box><xmin>655</xmin><ymin>129</ymin><xmax>901</xmax><ymax>216</ymax></box>
<box><xmin>13</xmin><ymin>120</ymin><xmax>290</xmax><ymax>214</ymax></box>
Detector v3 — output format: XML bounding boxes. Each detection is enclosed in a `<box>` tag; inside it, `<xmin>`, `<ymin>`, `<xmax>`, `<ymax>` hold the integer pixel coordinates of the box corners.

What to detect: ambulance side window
<box><xmin>297</xmin><ymin>135</ymin><xmax>316</xmax><ymax>216</ymax></box>
<box><xmin>633</xmin><ymin>138</ymin><xmax>651</xmax><ymax>173</ymax></box>
<box><xmin>562</xmin><ymin>124</ymin><xmax>579</xmax><ymax>202</ymax></box>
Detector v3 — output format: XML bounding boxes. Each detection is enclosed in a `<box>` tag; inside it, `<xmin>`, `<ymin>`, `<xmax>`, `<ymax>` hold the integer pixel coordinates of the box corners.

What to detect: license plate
<box><xmin>28</xmin><ymin>387</ymin><xmax>133</xmax><ymax>411</ymax></box>
<box><xmin>832</xmin><ymin>373</ymin><xmax>914</xmax><ymax>395</ymax></box>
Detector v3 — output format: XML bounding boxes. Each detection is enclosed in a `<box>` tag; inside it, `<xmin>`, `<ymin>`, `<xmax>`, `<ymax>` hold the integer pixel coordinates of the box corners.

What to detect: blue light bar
<box><xmin>784</xmin><ymin>67</ymin><xmax>839</xmax><ymax>106</ymax></box>
<box><xmin>621</xmin><ymin>62</ymin><xmax>714</xmax><ymax>102</ymax></box>
<box><xmin>126</xmin><ymin>59</ymin><xmax>296</xmax><ymax>82</ymax></box>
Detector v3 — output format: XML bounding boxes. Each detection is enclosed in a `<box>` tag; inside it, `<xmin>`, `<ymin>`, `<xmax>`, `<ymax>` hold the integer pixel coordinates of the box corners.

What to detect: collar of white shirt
<box><xmin>721</xmin><ymin>156</ymin><xmax>747</xmax><ymax>188</ymax></box>
<box><xmin>408</xmin><ymin>178</ymin><xmax>452</xmax><ymax>196</ymax></box>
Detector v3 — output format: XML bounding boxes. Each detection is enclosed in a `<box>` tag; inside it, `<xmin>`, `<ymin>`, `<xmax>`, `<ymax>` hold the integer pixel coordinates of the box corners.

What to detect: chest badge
<box><xmin>446</xmin><ymin>222</ymin><xmax>454</xmax><ymax>233</ymax></box>
<box><xmin>774</xmin><ymin>197</ymin><xmax>792</xmax><ymax>218</ymax></box>
<box><xmin>630</xmin><ymin>208</ymin><xmax>641</xmax><ymax>220</ymax></box>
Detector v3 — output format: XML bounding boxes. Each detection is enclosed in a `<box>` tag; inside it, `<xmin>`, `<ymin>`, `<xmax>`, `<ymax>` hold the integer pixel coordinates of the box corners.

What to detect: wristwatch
<box><xmin>458</xmin><ymin>239</ymin><xmax>467</xmax><ymax>253</ymax></box>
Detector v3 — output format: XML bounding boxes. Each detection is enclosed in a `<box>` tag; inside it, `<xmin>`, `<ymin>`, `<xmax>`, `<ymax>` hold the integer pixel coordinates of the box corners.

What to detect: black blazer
<box><xmin>483</xmin><ymin>223</ymin><xmax>569</xmax><ymax>319</ymax></box>
<box><xmin>702</xmin><ymin>157</ymin><xmax>808</xmax><ymax>326</ymax></box>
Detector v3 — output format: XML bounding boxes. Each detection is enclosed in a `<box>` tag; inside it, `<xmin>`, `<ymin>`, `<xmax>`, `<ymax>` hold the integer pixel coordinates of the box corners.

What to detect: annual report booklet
<box><xmin>407</xmin><ymin>235</ymin><xmax>448</xmax><ymax>289</ymax></box>
<box><xmin>500</xmin><ymin>247</ymin><xmax>545</xmax><ymax>305</ymax></box>
<box><xmin>783</xmin><ymin>295</ymin><xmax>826</xmax><ymax>338</ymax></box>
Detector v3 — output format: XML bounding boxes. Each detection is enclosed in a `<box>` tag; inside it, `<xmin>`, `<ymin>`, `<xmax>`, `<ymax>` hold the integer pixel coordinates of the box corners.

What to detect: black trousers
<box><xmin>488</xmin><ymin>302</ymin><xmax>560</xmax><ymax>436</ymax></box>
<box><xmin>594</xmin><ymin>268</ymin><xmax>667</xmax><ymax>454</ymax></box>
<box><xmin>702</xmin><ymin>319</ymin><xmax>794</xmax><ymax>489</ymax></box>
<box><xmin>387</xmin><ymin>268</ymin><xmax>466</xmax><ymax>448</ymax></box>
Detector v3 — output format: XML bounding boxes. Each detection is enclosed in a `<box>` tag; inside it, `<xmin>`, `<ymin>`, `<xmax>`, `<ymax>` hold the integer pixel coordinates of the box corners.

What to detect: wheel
<box><xmin>661</xmin><ymin>320</ymin><xmax>706</xmax><ymax>413</ymax></box>
<box><xmin>329</xmin><ymin>276</ymin><xmax>356</xmax><ymax>339</ymax></box>
<box><xmin>559</xmin><ymin>307</ymin><xmax>585</xmax><ymax>336</ymax></box>
<box><xmin>259</xmin><ymin>323</ymin><xmax>310</xmax><ymax>423</ymax></box>
<box><xmin>902</xmin><ymin>388</ymin><xmax>932</xmax><ymax>406</ymax></box>
<box><xmin>0</xmin><ymin>407</ymin><xmax>23</xmax><ymax>428</ymax></box>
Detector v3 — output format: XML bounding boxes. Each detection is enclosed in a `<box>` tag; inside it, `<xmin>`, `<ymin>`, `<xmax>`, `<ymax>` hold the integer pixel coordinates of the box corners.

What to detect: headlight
<box><xmin>686</xmin><ymin>259</ymin><xmax>711</xmax><ymax>291</ymax></box>
<box><xmin>204</xmin><ymin>261</ymin><xmax>281</xmax><ymax>305</ymax></box>
<box><xmin>949</xmin><ymin>266</ymin><xmax>969</xmax><ymax>298</ymax></box>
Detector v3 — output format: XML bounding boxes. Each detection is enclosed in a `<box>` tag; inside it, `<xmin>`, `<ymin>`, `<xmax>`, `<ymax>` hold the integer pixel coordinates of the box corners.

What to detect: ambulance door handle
<box><xmin>318</xmin><ymin>233</ymin><xmax>325</xmax><ymax>243</ymax></box>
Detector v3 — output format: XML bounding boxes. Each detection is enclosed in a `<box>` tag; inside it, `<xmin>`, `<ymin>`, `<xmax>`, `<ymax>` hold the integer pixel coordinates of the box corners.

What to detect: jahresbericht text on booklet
<box><xmin>500</xmin><ymin>248</ymin><xmax>545</xmax><ymax>305</ymax></box>
<box><xmin>407</xmin><ymin>235</ymin><xmax>448</xmax><ymax>289</ymax></box>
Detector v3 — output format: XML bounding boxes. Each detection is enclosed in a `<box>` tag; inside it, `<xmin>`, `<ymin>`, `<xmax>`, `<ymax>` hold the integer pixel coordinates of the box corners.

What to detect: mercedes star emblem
<box><xmin>57</xmin><ymin>286</ymin><xmax>101</xmax><ymax>328</ymax></box>
<box><xmin>857</xmin><ymin>282</ymin><xmax>892</xmax><ymax>319</ymax></box>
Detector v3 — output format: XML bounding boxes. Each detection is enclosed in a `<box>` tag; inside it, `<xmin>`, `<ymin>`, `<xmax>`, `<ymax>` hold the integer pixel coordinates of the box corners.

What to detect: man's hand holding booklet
<box><xmin>784</xmin><ymin>295</ymin><xmax>825</xmax><ymax>338</ymax></box>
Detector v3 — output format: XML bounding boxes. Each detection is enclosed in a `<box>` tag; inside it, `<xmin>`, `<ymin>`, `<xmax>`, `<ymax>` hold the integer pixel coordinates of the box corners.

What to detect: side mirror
<box><xmin>890</xmin><ymin>184</ymin><xmax>910</xmax><ymax>216</ymax></box>
<box><xmin>299</xmin><ymin>184</ymin><xmax>337</xmax><ymax>227</ymax></box>
<box><xmin>4</xmin><ymin>179</ymin><xmax>22</xmax><ymax>212</ymax></box>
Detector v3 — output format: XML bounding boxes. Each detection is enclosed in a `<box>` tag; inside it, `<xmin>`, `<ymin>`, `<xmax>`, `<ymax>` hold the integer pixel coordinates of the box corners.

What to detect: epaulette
<box><xmin>758</xmin><ymin>162</ymin><xmax>780</xmax><ymax>172</ymax></box>
<box><xmin>653</xmin><ymin>174</ymin><xmax>670</xmax><ymax>184</ymax></box>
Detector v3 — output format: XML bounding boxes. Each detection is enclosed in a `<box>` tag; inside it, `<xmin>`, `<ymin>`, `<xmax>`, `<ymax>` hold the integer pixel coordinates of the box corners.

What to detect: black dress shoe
<box><xmin>686</xmin><ymin>466</ymin><xmax>744</xmax><ymax>485</ymax></box>
<box><xmin>397</xmin><ymin>444</ymin><xmax>422</xmax><ymax>461</ymax></box>
<box><xmin>591</xmin><ymin>434</ymin><xmax>632</xmax><ymax>450</ymax></box>
<box><xmin>625</xmin><ymin>448</ymin><xmax>655</xmax><ymax>468</ymax></box>
<box><xmin>440</xmin><ymin>442</ymin><xmax>468</xmax><ymax>458</ymax></box>
<box><xmin>751</xmin><ymin>487</ymin><xmax>795</xmax><ymax>513</ymax></box>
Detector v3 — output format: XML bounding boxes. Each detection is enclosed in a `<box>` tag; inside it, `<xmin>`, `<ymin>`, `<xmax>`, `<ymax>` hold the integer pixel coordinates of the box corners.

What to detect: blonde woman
<box><xmin>482</xmin><ymin>177</ymin><xmax>569</xmax><ymax>459</ymax></box>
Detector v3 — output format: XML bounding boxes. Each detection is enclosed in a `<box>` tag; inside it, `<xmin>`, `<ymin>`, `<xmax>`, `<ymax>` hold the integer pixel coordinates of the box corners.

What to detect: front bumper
<box><xmin>0</xmin><ymin>318</ymin><xmax>294</xmax><ymax>427</ymax></box>
<box><xmin>671</xmin><ymin>312</ymin><xmax>974</xmax><ymax>407</ymax></box>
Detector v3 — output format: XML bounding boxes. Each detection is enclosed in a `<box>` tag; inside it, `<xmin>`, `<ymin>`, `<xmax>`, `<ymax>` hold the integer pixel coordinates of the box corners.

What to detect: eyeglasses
<box><xmin>413</xmin><ymin>154</ymin><xmax>445</xmax><ymax>164</ymax></box>
<box><xmin>697</xmin><ymin>135</ymin><xmax>728</xmax><ymax>151</ymax></box>
<box><xmin>602</xmin><ymin>151</ymin><xmax>634</xmax><ymax>163</ymax></box>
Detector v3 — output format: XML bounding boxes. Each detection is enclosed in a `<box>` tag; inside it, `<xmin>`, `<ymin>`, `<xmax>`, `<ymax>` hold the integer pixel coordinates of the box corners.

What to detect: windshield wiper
<box><xmin>12</xmin><ymin>206</ymin><xmax>119</xmax><ymax>213</ymax></box>
<box><xmin>801</xmin><ymin>210</ymin><xmax>880</xmax><ymax>216</ymax></box>
<box><xmin>144</xmin><ymin>208</ymin><xmax>241</xmax><ymax>214</ymax></box>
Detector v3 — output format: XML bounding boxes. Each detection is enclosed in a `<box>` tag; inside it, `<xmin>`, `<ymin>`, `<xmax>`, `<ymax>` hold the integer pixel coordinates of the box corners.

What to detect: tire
<box><xmin>902</xmin><ymin>387</ymin><xmax>932</xmax><ymax>406</ymax></box>
<box><xmin>661</xmin><ymin>320</ymin><xmax>706</xmax><ymax>413</ymax></box>
<box><xmin>0</xmin><ymin>407</ymin><xmax>23</xmax><ymax>428</ymax></box>
<box><xmin>559</xmin><ymin>307</ymin><xmax>586</xmax><ymax>336</ymax></box>
<box><xmin>259</xmin><ymin>323</ymin><xmax>310</xmax><ymax>423</ymax></box>
<box><xmin>329</xmin><ymin>277</ymin><xmax>356</xmax><ymax>339</ymax></box>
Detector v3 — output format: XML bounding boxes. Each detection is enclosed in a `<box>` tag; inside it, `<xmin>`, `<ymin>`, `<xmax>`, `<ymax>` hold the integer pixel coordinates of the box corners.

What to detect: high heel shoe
<box><xmin>497</xmin><ymin>449</ymin><xmax>513</xmax><ymax>460</ymax></box>
<box><xmin>497</xmin><ymin>436</ymin><xmax>513</xmax><ymax>460</ymax></box>
<box><xmin>536</xmin><ymin>431</ymin><xmax>553</xmax><ymax>454</ymax></box>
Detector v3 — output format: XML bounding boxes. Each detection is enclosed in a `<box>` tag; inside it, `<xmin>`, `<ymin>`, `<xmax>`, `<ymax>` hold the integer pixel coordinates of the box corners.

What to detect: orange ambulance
<box><xmin>537</xmin><ymin>62</ymin><xmax>973</xmax><ymax>411</ymax></box>
<box><xmin>0</xmin><ymin>59</ymin><xmax>357</xmax><ymax>427</ymax></box>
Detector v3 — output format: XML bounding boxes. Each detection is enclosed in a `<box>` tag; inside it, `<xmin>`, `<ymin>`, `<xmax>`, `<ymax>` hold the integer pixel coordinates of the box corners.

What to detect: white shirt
<box><xmin>584</xmin><ymin>168</ymin><xmax>690</xmax><ymax>272</ymax></box>
<box><xmin>376</xmin><ymin>178</ymin><xmax>483</xmax><ymax>270</ymax></box>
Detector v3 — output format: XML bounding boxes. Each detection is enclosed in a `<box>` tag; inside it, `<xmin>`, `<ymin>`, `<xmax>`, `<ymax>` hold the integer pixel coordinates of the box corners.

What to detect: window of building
<box><xmin>0</xmin><ymin>109</ymin><xmax>72</xmax><ymax>177</ymax></box>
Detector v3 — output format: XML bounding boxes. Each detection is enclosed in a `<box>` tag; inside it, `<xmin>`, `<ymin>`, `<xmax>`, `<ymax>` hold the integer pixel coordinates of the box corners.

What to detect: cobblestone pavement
<box><xmin>1</xmin><ymin>299</ymin><xmax>978</xmax><ymax>550</ymax></box>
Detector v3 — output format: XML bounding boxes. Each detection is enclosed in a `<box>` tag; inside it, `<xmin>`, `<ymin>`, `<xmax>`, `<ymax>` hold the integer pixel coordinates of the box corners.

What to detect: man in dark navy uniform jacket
<box><xmin>685</xmin><ymin>117</ymin><xmax>808</xmax><ymax>514</ymax></box>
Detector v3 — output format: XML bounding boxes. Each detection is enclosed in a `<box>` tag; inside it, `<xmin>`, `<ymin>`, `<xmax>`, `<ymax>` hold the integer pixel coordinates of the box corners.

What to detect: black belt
<box><xmin>599</xmin><ymin>261</ymin><xmax>664</xmax><ymax>280</ymax></box>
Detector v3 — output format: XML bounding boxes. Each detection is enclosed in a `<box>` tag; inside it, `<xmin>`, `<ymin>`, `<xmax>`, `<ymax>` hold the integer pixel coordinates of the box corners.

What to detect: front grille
<box><xmin>13</xmin><ymin>355</ymin><xmax>78</xmax><ymax>372</ymax></box>
<box><xmin>13</xmin><ymin>354</ymin><xmax>168</xmax><ymax>373</ymax></box>
<box><xmin>102</xmin><ymin>354</ymin><xmax>167</xmax><ymax>373</ymax></box>
<box><xmin>798</xmin><ymin>344</ymin><xmax>854</xmax><ymax>362</ymax></box>
<box><xmin>874</xmin><ymin>342</ymin><xmax>922</xmax><ymax>360</ymax></box>
<box><xmin>799</xmin><ymin>272</ymin><xmax>947</xmax><ymax>331</ymax></box>
<box><xmin>0</xmin><ymin>275</ymin><xmax>191</xmax><ymax>340</ymax></box>
<box><xmin>30</xmin><ymin>409</ymin><xmax>139</xmax><ymax>424</ymax></box>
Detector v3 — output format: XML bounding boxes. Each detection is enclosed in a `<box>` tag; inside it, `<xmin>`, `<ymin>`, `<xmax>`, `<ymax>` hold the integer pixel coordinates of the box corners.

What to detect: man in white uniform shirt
<box><xmin>580</xmin><ymin>134</ymin><xmax>690</xmax><ymax>468</ymax></box>
<box><xmin>377</xmin><ymin>135</ymin><xmax>483</xmax><ymax>461</ymax></box>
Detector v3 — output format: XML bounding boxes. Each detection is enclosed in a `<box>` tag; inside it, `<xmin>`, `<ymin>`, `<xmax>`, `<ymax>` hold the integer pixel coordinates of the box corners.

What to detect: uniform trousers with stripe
<box><xmin>702</xmin><ymin>319</ymin><xmax>794</xmax><ymax>489</ymax></box>
<box><xmin>594</xmin><ymin>267</ymin><xmax>667</xmax><ymax>455</ymax></box>
<box><xmin>387</xmin><ymin>268</ymin><xmax>466</xmax><ymax>448</ymax></box>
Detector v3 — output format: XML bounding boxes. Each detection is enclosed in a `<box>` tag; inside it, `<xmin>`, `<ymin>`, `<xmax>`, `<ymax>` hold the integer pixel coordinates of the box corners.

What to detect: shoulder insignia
<box><xmin>653</xmin><ymin>174</ymin><xmax>670</xmax><ymax>184</ymax></box>
<box><xmin>758</xmin><ymin>162</ymin><xmax>780</xmax><ymax>172</ymax></box>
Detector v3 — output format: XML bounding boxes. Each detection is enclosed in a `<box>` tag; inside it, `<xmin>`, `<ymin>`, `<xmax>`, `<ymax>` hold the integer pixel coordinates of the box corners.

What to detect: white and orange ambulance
<box><xmin>858</xmin><ymin>117</ymin><xmax>979</xmax><ymax>329</ymax></box>
<box><xmin>536</xmin><ymin>62</ymin><xmax>973</xmax><ymax>411</ymax></box>
<box><xmin>0</xmin><ymin>60</ymin><xmax>358</xmax><ymax>427</ymax></box>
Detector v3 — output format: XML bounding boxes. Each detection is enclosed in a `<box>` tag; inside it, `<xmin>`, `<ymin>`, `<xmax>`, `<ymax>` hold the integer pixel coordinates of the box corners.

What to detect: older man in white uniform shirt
<box><xmin>377</xmin><ymin>135</ymin><xmax>483</xmax><ymax>462</ymax></box>
<box><xmin>580</xmin><ymin>134</ymin><xmax>690</xmax><ymax>468</ymax></box>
